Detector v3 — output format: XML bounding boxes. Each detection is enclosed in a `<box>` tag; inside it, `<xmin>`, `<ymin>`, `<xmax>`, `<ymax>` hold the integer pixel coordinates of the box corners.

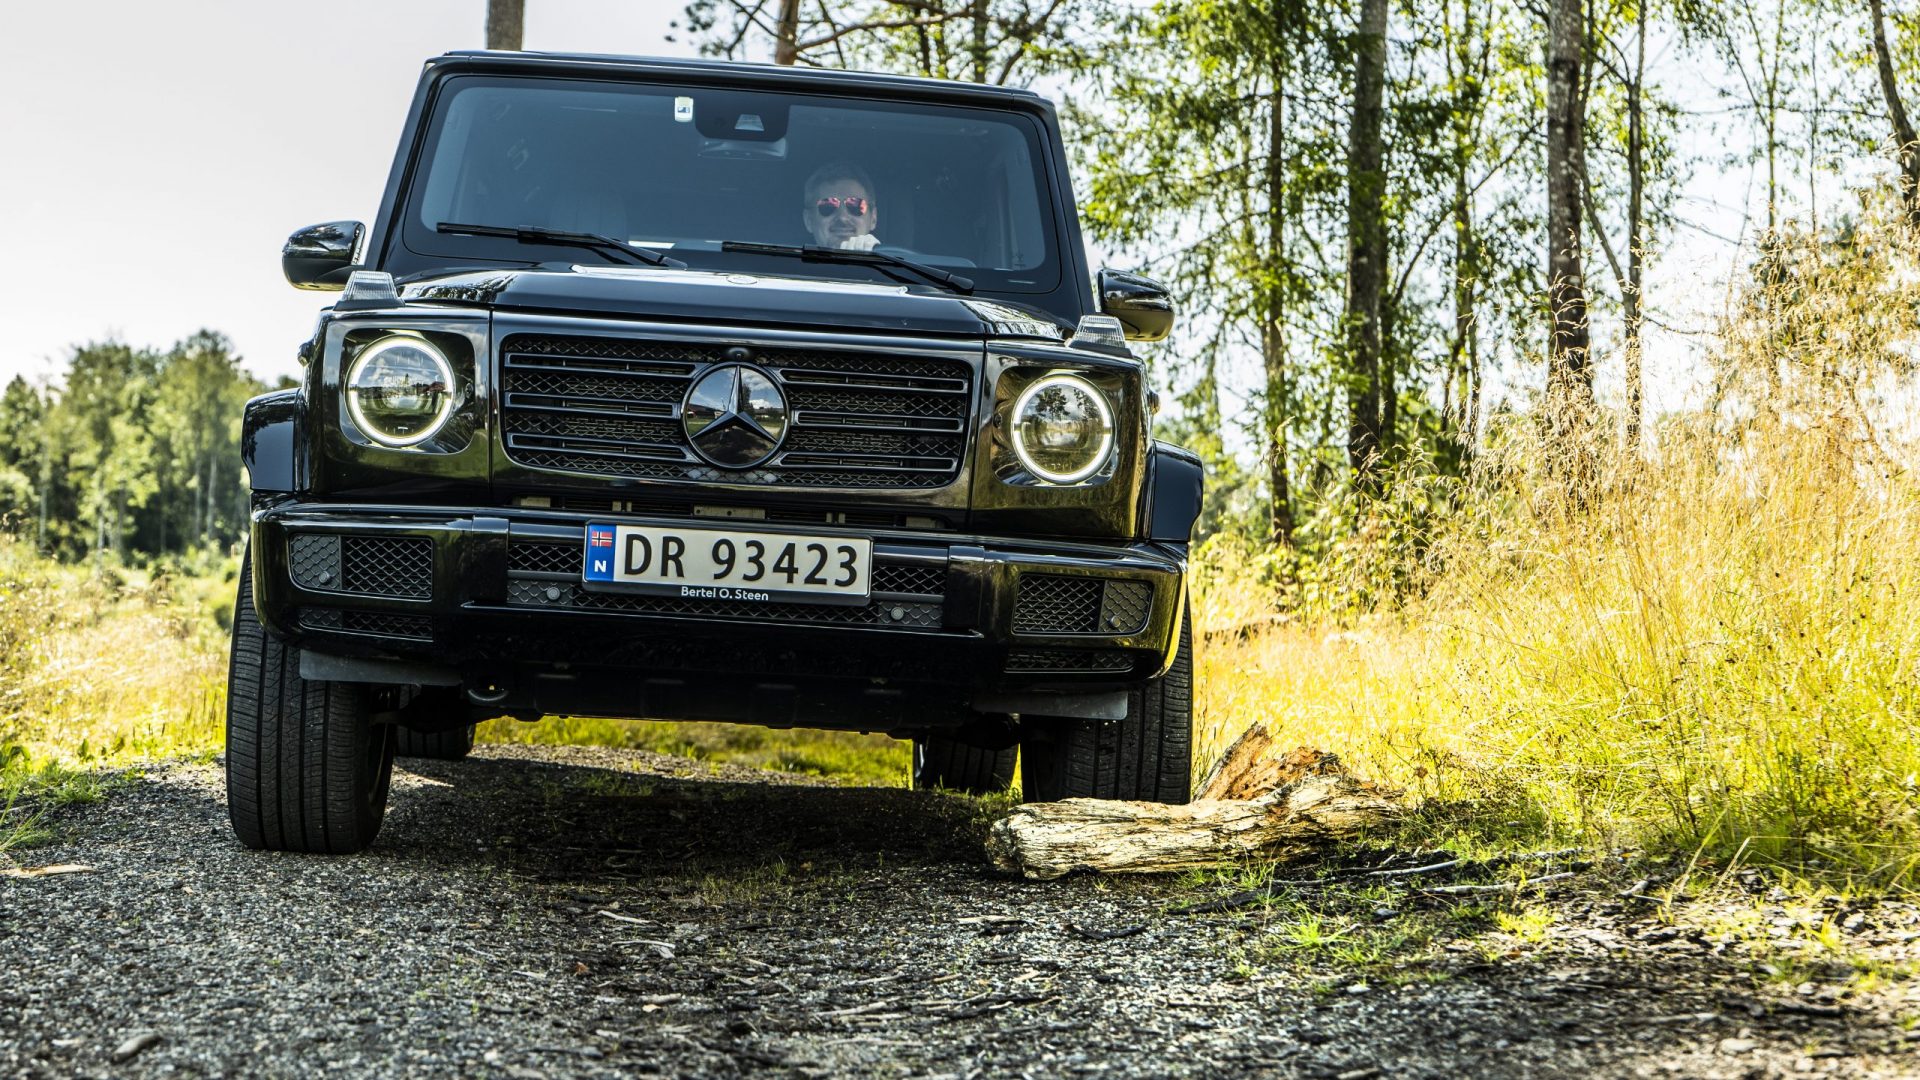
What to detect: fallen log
<box><xmin>987</xmin><ymin>741</ymin><xmax>1403</xmax><ymax>880</ymax></box>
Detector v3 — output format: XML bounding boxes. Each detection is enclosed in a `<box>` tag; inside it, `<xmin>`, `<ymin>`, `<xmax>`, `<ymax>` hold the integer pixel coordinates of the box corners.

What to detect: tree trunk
<box><xmin>970</xmin><ymin>0</ymin><xmax>991</xmax><ymax>83</ymax></box>
<box><xmin>206</xmin><ymin>455</ymin><xmax>219</xmax><ymax>544</ymax></box>
<box><xmin>1345</xmin><ymin>0</ymin><xmax>1389</xmax><ymax>486</ymax></box>
<box><xmin>773</xmin><ymin>0</ymin><xmax>801</xmax><ymax>65</ymax></box>
<box><xmin>1264</xmin><ymin>52</ymin><xmax>1294</xmax><ymax>546</ymax></box>
<box><xmin>1450</xmin><ymin>141</ymin><xmax>1478</xmax><ymax>451</ymax></box>
<box><xmin>1624</xmin><ymin>6</ymin><xmax>1647</xmax><ymax>450</ymax></box>
<box><xmin>1380</xmin><ymin>300</ymin><xmax>1397</xmax><ymax>463</ymax></box>
<box><xmin>1449</xmin><ymin>0</ymin><xmax>1482</xmax><ymax>456</ymax></box>
<box><xmin>1872</xmin><ymin>0</ymin><xmax>1920</xmax><ymax>227</ymax></box>
<box><xmin>485</xmin><ymin>0</ymin><xmax>524</xmax><ymax>51</ymax></box>
<box><xmin>1545</xmin><ymin>0</ymin><xmax>1593</xmax><ymax>436</ymax></box>
<box><xmin>36</xmin><ymin>441</ymin><xmax>50</xmax><ymax>550</ymax></box>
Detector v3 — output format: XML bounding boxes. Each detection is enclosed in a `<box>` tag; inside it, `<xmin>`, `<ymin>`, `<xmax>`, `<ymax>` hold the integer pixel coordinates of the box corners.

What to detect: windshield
<box><xmin>402</xmin><ymin>76</ymin><xmax>1061</xmax><ymax>293</ymax></box>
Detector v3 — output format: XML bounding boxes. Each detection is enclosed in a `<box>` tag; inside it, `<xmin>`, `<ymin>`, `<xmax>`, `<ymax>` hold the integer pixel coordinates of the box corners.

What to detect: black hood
<box><xmin>399</xmin><ymin>265</ymin><xmax>1068</xmax><ymax>342</ymax></box>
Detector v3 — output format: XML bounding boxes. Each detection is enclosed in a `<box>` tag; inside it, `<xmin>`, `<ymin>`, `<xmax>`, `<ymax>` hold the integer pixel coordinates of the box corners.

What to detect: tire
<box><xmin>1020</xmin><ymin>611</ymin><xmax>1193</xmax><ymax>805</ymax></box>
<box><xmin>396</xmin><ymin>723</ymin><xmax>475</xmax><ymax>761</ymax></box>
<box><xmin>912</xmin><ymin>736</ymin><xmax>1018</xmax><ymax>795</ymax></box>
<box><xmin>225</xmin><ymin>551</ymin><xmax>396</xmax><ymax>854</ymax></box>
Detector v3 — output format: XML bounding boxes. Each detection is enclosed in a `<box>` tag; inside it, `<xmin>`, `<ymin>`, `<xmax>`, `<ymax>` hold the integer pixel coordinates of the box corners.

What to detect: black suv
<box><xmin>229</xmin><ymin>51</ymin><xmax>1202</xmax><ymax>853</ymax></box>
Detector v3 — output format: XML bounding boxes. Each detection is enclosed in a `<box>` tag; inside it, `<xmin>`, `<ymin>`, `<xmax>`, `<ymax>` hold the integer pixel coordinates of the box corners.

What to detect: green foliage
<box><xmin>0</xmin><ymin>331</ymin><xmax>264</xmax><ymax>563</ymax></box>
<box><xmin>477</xmin><ymin>716</ymin><xmax>911</xmax><ymax>788</ymax></box>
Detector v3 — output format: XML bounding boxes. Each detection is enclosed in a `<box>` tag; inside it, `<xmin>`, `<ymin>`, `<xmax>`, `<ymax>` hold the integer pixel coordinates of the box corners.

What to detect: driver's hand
<box><xmin>839</xmin><ymin>234</ymin><xmax>881</xmax><ymax>251</ymax></box>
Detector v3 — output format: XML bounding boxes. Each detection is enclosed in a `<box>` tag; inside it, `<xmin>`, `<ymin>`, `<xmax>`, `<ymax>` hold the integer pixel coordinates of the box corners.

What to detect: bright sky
<box><xmin>0</xmin><ymin>1</ymin><xmax>1807</xmax><ymax>429</ymax></box>
<box><xmin>0</xmin><ymin>1</ymin><xmax>700</xmax><ymax>388</ymax></box>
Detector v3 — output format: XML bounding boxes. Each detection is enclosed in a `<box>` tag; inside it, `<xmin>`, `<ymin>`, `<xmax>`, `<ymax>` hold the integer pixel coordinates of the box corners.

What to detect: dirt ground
<box><xmin>2</xmin><ymin>744</ymin><xmax>1916</xmax><ymax>1078</ymax></box>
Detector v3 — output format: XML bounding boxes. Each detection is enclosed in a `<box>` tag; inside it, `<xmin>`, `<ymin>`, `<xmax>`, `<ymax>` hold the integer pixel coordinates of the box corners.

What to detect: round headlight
<box><xmin>345</xmin><ymin>335</ymin><xmax>455</xmax><ymax>447</ymax></box>
<box><xmin>1010</xmin><ymin>373</ymin><xmax>1115</xmax><ymax>484</ymax></box>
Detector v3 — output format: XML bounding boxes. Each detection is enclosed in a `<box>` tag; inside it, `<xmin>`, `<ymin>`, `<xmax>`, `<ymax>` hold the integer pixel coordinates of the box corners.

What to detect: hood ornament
<box><xmin>682</xmin><ymin>364</ymin><xmax>788</xmax><ymax>469</ymax></box>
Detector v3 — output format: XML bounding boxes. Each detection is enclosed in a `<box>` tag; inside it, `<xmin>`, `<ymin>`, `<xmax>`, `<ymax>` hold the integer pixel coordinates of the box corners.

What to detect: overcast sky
<box><xmin>0</xmin><ymin>1</ymin><xmax>700</xmax><ymax>388</ymax></box>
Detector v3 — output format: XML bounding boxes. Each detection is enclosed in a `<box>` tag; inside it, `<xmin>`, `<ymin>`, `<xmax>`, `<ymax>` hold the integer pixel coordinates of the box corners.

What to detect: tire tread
<box><xmin>225</xmin><ymin>553</ymin><xmax>393</xmax><ymax>854</ymax></box>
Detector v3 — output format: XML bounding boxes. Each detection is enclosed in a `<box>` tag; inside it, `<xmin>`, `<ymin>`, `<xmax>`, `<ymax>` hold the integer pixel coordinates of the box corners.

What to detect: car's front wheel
<box><xmin>1019</xmin><ymin>612</ymin><xmax>1194</xmax><ymax>804</ymax></box>
<box><xmin>225</xmin><ymin>552</ymin><xmax>396</xmax><ymax>853</ymax></box>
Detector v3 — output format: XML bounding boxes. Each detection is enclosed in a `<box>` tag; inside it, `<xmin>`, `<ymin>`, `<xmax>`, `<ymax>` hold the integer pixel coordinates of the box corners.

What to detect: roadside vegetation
<box><xmin>10</xmin><ymin>219</ymin><xmax>1920</xmax><ymax>884</ymax></box>
<box><xmin>1190</xmin><ymin>214</ymin><xmax>1920</xmax><ymax>890</ymax></box>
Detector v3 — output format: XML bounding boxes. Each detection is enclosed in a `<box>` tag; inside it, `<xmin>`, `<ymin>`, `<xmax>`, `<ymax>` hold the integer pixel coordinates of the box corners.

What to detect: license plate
<box><xmin>581</xmin><ymin>523</ymin><xmax>872</xmax><ymax>606</ymax></box>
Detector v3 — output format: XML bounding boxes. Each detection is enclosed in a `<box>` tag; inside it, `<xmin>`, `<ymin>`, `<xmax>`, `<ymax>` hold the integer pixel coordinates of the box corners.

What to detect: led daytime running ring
<box><xmin>345</xmin><ymin>334</ymin><xmax>456</xmax><ymax>448</ymax></box>
<box><xmin>1010</xmin><ymin>372</ymin><xmax>1115</xmax><ymax>484</ymax></box>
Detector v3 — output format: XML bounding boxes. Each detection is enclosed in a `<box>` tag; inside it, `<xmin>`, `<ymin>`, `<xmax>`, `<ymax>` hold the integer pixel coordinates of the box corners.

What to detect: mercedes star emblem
<box><xmin>682</xmin><ymin>364</ymin><xmax>789</xmax><ymax>469</ymax></box>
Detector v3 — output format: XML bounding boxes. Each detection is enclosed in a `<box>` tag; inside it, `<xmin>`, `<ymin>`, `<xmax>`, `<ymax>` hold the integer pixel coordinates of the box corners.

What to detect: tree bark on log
<box><xmin>988</xmin><ymin>739</ymin><xmax>1401</xmax><ymax>880</ymax></box>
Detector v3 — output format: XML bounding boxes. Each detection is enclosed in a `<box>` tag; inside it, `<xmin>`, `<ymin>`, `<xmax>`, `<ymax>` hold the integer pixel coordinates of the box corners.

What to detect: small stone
<box><xmin>1718</xmin><ymin>1037</ymin><xmax>1758</xmax><ymax>1054</ymax></box>
<box><xmin>111</xmin><ymin>1031</ymin><xmax>162</xmax><ymax>1064</ymax></box>
<box><xmin>1345</xmin><ymin>983</ymin><xmax>1369</xmax><ymax>995</ymax></box>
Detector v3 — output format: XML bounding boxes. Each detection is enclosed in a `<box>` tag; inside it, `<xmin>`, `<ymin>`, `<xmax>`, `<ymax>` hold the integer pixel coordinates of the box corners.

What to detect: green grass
<box><xmin>1192</xmin><ymin>413</ymin><xmax>1920</xmax><ymax>890</ymax></box>
<box><xmin>0</xmin><ymin>534</ymin><xmax>915</xmax><ymax>807</ymax></box>
<box><xmin>475</xmin><ymin>715</ymin><xmax>912</xmax><ymax>787</ymax></box>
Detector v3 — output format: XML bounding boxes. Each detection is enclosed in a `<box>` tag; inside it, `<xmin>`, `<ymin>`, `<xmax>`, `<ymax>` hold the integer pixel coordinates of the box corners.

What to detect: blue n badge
<box><xmin>584</xmin><ymin>523</ymin><xmax>616</xmax><ymax>581</ymax></box>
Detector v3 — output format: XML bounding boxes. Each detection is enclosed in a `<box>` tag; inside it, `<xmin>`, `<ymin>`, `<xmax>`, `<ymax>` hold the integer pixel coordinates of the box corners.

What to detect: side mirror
<box><xmin>283</xmin><ymin>221</ymin><xmax>365</xmax><ymax>290</ymax></box>
<box><xmin>1097</xmin><ymin>268</ymin><xmax>1175</xmax><ymax>342</ymax></box>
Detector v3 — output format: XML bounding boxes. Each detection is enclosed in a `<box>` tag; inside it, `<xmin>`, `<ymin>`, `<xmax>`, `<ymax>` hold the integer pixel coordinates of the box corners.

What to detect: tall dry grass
<box><xmin>1194</xmin><ymin>208</ymin><xmax>1920</xmax><ymax>886</ymax></box>
<box><xmin>0</xmin><ymin>539</ymin><xmax>232</xmax><ymax>773</ymax></box>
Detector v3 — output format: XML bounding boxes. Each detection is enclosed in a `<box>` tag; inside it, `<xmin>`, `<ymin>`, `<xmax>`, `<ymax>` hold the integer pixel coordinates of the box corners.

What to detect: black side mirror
<box><xmin>1097</xmin><ymin>269</ymin><xmax>1175</xmax><ymax>342</ymax></box>
<box><xmin>283</xmin><ymin>221</ymin><xmax>365</xmax><ymax>290</ymax></box>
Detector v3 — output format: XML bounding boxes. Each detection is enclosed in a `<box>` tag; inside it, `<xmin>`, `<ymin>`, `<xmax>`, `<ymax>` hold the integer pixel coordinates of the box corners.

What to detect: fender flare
<box><xmin>242</xmin><ymin>389</ymin><xmax>305</xmax><ymax>494</ymax></box>
<box><xmin>1143</xmin><ymin>440</ymin><xmax>1204</xmax><ymax>545</ymax></box>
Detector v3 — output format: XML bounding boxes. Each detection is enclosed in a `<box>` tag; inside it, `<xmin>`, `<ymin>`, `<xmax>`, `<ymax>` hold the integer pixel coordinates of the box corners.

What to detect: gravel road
<box><xmin>3</xmin><ymin>743</ymin><xmax>1917</xmax><ymax>1079</ymax></box>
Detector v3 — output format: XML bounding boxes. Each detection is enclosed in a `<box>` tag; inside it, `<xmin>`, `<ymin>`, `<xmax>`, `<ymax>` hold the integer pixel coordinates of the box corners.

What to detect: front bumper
<box><xmin>251</xmin><ymin>500</ymin><xmax>1187</xmax><ymax>734</ymax></box>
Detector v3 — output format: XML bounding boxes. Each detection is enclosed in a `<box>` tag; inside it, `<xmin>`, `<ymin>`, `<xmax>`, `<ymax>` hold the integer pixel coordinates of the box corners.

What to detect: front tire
<box><xmin>912</xmin><ymin>736</ymin><xmax>1017</xmax><ymax>795</ymax></box>
<box><xmin>225</xmin><ymin>552</ymin><xmax>396</xmax><ymax>853</ymax></box>
<box><xmin>1019</xmin><ymin>612</ymin><xmax>1194</xmax><ymax>804</ymax></box>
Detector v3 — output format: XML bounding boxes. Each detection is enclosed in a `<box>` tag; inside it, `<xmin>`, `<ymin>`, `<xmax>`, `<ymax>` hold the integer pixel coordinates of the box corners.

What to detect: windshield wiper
<box><xmin>720</xmin><ymin>241</ymin><xmax>974</xmax><ymax>295</ymax></box>
<box><xmin>436</xmin><ymin>222</ymin><xmax>685</xmax><ymax>268</ymax></box>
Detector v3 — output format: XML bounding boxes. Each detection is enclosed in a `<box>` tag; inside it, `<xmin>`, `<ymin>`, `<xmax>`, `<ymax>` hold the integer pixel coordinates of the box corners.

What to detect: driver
<box><xmin>803</xmin><ymin>161</ymin><xmax>881</xmax><ymax>251</ymax></box>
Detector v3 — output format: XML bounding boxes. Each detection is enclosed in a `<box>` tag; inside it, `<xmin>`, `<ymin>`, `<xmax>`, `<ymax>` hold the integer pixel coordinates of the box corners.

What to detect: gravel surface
<box><xmin>3</xmin><ymin>744</ymin><xmax>1918</xmax><ymax>1078</ymax></box>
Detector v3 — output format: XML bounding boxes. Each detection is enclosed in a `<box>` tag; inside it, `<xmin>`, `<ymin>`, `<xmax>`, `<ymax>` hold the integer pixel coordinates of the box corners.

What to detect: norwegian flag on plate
<box><xmin>583</xmin><ymin>524</ymin><xmax>617</xmax><ymax>582</ymax></box>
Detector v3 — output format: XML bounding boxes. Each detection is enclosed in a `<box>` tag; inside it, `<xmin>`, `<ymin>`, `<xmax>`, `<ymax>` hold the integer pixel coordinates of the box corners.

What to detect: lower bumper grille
<box><xmin>1013</xmin><ymin>575</ymin><xmax>1154</xmax><ymax>635</ymax></box>
<box><xmin>290</xmin><ymin>534</ymin><xmax>432</xmax><ymax>599</ymax></box>
<box><xmin>1005</xmin><ymin>648</ymin><xmax>1134</xmax><ymax>674</ymax></box>
<box><xmin>300</xmin><ymin>607</ymin><xmax>433</xmax><ymax>641</ymax></box>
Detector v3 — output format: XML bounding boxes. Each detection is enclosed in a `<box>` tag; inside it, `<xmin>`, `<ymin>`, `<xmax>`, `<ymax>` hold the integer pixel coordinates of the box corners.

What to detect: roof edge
<box><xmin>432</xmin><ymin>50</ymin><xmax>1047</xmax><ymax>103</ymax></box>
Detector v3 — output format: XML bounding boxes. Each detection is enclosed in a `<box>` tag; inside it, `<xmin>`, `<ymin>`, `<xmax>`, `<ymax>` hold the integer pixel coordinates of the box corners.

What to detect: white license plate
<box><xmin>581</xmin><ymin>523</ymin><xmax>872</xmax><ymax>605</ymax></box>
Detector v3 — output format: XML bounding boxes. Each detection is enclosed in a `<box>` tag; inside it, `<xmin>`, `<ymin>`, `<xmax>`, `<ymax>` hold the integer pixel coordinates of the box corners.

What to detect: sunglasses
<box><xmin>814</xmin><ymin>196</ymin><xmax>871</xmax><ymax>217</ymax></box>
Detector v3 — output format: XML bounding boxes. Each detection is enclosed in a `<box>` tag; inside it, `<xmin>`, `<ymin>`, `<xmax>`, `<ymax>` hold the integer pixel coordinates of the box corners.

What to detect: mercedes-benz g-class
<box><xmin>230</xmin><ymin>51</ymin><xmax>1201</xmax><ymax>853</ymax></box>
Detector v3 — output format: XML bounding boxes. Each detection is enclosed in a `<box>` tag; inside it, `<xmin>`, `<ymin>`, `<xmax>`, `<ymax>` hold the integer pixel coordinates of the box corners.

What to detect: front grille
<box><xmin>509</xmin><ymin>541</ymin><xmax>581</xmax><ymax>576</ymax></box>
<box><xmin>505</xmin><ymin>539</ymin><xmax>946</xmax><ymax>631</ymax></box>
<box><xmin>1006</xmin><ymin>649</ymin><xmax>1135</xmax><ymax>673</ymax></box>
<box><xmin>498</xmin><ymin>334</ymin><xmax>973</xmax><ymax>489</ymax></box>
<box><xmin>873</xmin><ymin>563</ymin><xmax>944</xmax><ymax>596</ymax></box>
<box><xmin>289</xmin><ymin>534</ymin><xmax>432</xmax><ymax>599</ymax></box>
<box><xmin>505</xmin><ymin>495</ymin><xmax>951</xmax><ymax>531</ymax></box>
<box><xmin>1013</xmin><ymin>576</ymin><xmax>1154</xmax><ymax>635</ymax></box>
<box><xmin>300</xmin><ymin>608</ymin><xmax>433</xmax><ymax>641</ymax></box>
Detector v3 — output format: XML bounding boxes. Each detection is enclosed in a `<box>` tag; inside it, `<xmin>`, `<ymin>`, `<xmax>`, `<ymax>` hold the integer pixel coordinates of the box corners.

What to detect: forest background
<box><xmin>5</xmin><ymin>0</ymin><xmax>1920</xmax><ymax>888</ymax></box>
